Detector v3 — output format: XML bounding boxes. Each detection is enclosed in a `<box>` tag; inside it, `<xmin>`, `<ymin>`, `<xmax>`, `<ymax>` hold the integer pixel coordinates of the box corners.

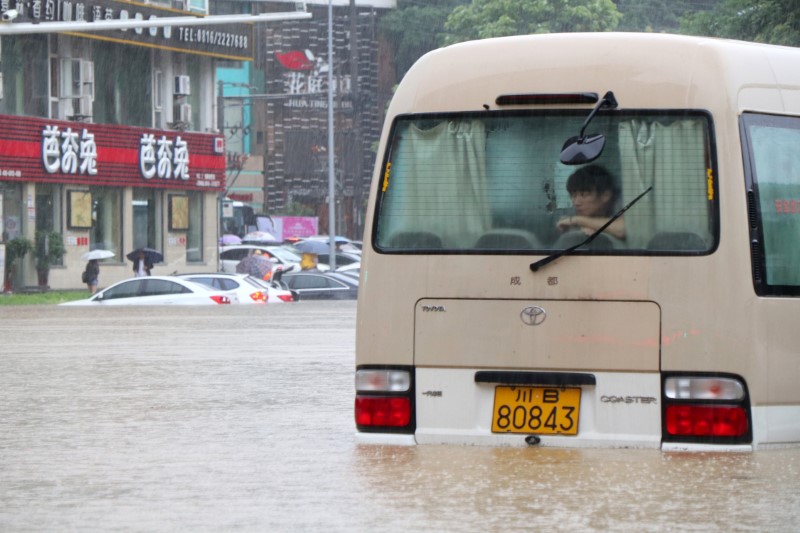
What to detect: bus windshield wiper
<box><xmin>530</xmin><ymin>186</ymin><xmax>653</xmax><ymax>272</ymax></box>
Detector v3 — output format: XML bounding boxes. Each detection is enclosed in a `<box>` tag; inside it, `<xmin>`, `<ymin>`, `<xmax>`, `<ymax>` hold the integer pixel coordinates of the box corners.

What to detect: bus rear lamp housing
<box><xmin>664</xmin><ymin>376</ymin><xmax>745</xmax><ymax>400</ymax></box>
<box><xmin>662</xmin><ymin>374</ymin><xmax>752</xmax><ymax>442</ymax></box>
<box><xmin>355</xmin><ymin>396</ymin><xmax>412</xmax><ymax>427</ymax></box>
<box><xmin>355</xmin><ymin>369</ymin><xmax>410</xmax><ymax>392</ymax></box>
<box><xmin>355</xmin><ymin>367</ymin><xmax>414</xmax><ymax>432</ymax></box>
<box><xmin>665</xmin><ymin>405</ymin><xmax>749</xmax><ymax>437</ymax></box>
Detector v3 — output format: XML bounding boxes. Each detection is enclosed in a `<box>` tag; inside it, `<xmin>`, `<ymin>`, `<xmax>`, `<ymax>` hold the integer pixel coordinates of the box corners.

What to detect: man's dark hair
<box><xmin>568</xmin><ymin>164</ymin><xmax>619</xmax><ymax>203</ymax></box>
<box><xmin>566</xmin><ymin>165</ymin><xmax>617</xmax><ymax>195</ymax></box>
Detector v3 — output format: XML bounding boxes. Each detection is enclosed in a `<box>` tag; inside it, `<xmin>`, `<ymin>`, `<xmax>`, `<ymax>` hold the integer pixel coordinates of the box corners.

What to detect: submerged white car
<box><xmin>178</xmin><ymin>272</ymin><xmax>296</xmax><ymax>304</ymax></box>
<box><xmin>61</xmin><ymin>276</ymin><xmax>235</xmax><ymax>306</ymax></box>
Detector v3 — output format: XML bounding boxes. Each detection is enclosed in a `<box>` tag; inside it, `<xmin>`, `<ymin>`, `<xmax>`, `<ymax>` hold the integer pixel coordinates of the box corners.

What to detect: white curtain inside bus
<box><xmin>619</xmin><ymin>119</ymin><xmax>712</xmax><ymax>249</ymax></box>
<box><xmin>380</xmin><ymin>120</ymin><xmax>491</xmax><ymax>248</ymax></box>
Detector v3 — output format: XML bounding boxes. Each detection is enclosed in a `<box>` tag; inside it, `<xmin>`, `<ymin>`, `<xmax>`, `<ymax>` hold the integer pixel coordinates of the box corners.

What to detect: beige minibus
<box><xmin>354</xmin><ymin>32</ymin><xmax>800</xmax><ymax>450</ymax></box>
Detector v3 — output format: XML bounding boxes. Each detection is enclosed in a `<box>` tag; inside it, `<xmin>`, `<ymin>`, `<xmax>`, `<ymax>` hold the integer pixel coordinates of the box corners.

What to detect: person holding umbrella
<box><xmin>83</xmin><ymin>259</ymin><xmax>100</xmax><ymax>294</ymax></box>
<box><xmin>299</xmin><ymin>253</ymin><xmax>319</xmax><ymax>271</ymax></box>
<box><xmin>132</xmin><ymin>250</ymin><xmax>153</xmax><ymax>277</ymax></box>
<box><xmin>235</xmin><ymin>250</ymin><xmax>274</xmax><ymax>280</ymax></box>
<box><xmin>126</xmin><ymin>248</ymin><xmax>163</xmax><ymax>277</ymax></box>
<box><xmin>80</xmin><ymin>249</ymin><xmax>114</xmax><ymax>294</ymax></box>
<box><xmin>294</xmin><ymin>239</ymin><xmax>328</xmax><ymax>271</ymax></box>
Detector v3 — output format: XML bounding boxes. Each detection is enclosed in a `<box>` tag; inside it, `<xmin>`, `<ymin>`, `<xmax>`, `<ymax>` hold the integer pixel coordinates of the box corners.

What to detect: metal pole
<box><xmin>217</xmin><ymin>80</ymin><xmax>225</xmax><ymax>269</ymax></box>
<box><xmin>327</xmin><ymin>0</ymin><xmax>336</xmax><ymax>271</ymax></box>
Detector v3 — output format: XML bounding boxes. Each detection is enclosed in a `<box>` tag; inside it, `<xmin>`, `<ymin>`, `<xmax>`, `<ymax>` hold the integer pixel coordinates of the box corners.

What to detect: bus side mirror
<box><xmin>559</xmin><ymin>90</ymin><xmax>617</xmax><ymax>165</ymax></box>
<box><xmin>560</xmin><ymin>133</ymin><xmax>606</xmax><ymax>165</ymax></box>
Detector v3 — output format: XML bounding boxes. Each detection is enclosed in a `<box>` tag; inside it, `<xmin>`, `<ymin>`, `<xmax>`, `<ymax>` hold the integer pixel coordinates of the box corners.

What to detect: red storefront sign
<box><xmin>0</xmin><ymin>114</ymin><xmax>226</xmax><ymax>191</ymax></box>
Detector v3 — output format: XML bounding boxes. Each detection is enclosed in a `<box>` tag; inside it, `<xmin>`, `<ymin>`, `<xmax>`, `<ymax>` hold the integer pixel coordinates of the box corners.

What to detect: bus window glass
<box><xmin>743</xmin><ymin>113</ymin><xmax>800</xmax><ymax>293</ymax></box>
<box><xmin>374</xmin><ymin>112</ymin><xmax>716</xmax><ymax>254</ymax></box>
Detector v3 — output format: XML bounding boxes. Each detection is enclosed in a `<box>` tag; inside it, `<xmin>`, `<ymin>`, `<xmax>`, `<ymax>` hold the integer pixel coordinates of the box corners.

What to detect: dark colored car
<box><xmin>281</xmin><ymin>271</ymin><xmax>359</xmax><ymax>300</ymax></box>
<box><xmin>317</xmin><ymin>252</ymin><xmax>361</xmax><ymax>268</ymax></box>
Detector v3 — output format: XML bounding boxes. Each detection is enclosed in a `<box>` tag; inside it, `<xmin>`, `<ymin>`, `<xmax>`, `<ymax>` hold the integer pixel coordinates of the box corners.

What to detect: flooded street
<box><xmin>1</xmin><ymin>301</ymin><xmax>799</xmax><ymax>532</ymax></box>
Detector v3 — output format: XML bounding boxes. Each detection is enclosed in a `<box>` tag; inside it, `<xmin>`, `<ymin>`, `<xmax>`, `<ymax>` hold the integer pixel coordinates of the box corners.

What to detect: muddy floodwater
<box><xmin>1</xmin><ymin>302</ymin><xmax>799</xmax><ymax>532</ymax></box>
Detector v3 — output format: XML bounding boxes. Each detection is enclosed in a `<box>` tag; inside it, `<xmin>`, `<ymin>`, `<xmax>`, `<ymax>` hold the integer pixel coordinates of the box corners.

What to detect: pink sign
<box><xmin>273</xmin><ymin>216</ymin><xmax>318</xmax><ymax>240</ymax></box>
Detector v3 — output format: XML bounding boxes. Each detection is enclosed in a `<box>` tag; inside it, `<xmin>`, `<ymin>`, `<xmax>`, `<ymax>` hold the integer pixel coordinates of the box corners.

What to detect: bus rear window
<box><xmin>742</xmin><ymin>113</ymin><xmax>800</xmax><ymax>296</ymax></box>
<box><xmin>374</xmin><ymin>111</ymin><xmax>717</xmax><ymax>255</ymax></box>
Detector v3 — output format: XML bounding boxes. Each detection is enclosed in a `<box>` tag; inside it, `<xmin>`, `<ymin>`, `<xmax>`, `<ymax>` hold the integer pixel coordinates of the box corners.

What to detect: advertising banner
<box><xmin>0</xmin><ymin>114</ymin><xmax>226</xmax><ymax>192</ymax></box>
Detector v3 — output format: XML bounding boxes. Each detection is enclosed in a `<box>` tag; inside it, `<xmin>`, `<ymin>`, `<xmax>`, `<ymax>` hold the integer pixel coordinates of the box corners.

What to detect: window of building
<box><xmin>153</xmin><ymin>69</ymin><xmax>164</xmax><ymax>128</ymax></box>
<box><xmin>48</xmin><ymin>37</ymin><xmax>94</xmax><ymax>121</ymax></box>
<box><xmin>89</xmin><ymin>187</ymin><xmax>122</xmax><ymax>256</ymax></box>
<box><xmin>1</xmin><ymin>182</ymin><xmax>23</xmax><ymax>241</ymax></box>
<box><xmin>35</xmin><ymin>183</ymin><xmax>63</xmax><ymax>266</ymax></box>
<box><xmin>93</xmin><ymin>42</ymin><xmax>150</xmax><ymax>127</ymax></box>
<box><xmin>187</xmin><ymin>191</ymin><xmax>203</xmax><ymax>262</ymax></box>
<box><xmin>187</xmin><ymin>0</ymin><xmax>208</xmax><ymax>15</ymax></box>
<box><xmin>133</xmin><ymin>188</ymin><xmax>162</xmax><ymax>251</ymax></box>
<box><xmin>0</xmin><ymin>35</ymin><xmax>48</xmax><ymax>118</ymax></box>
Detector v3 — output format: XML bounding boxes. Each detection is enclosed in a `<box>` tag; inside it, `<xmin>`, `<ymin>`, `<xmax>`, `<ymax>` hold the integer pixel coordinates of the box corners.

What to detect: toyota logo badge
<box><xmin>520</xmin><ymin>306</ymin><xmax>546</xmax><ymax>326</ymax></box>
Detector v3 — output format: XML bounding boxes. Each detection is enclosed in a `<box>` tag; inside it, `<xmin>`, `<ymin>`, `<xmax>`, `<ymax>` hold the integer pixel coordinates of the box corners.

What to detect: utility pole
<box><xmin>327</xmin><ymin>0</ymin><xmax>336</xmax><ymax>270</ymax></box>
<box><xmin>349</xmin><ymin>0</ymin><xmax>362</xmax><ymax>239</ymax></box>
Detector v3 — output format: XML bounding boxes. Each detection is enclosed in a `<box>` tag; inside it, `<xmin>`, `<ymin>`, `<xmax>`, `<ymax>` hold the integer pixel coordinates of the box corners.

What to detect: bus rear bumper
<box><xmin>661</xmin><ymin>442</ymin><xmax>753</xmax><ymax>452</ymax></box>
<box><xmin>354</xmin><ymin>432</ymin><xmax>416</xmax><ymax>446</ymax></box>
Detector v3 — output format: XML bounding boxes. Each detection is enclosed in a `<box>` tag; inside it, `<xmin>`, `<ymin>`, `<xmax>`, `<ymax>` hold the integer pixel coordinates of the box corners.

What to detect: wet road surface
<box><xmin>1</xmin><ymin>302</ymin><xmax>799</xmax><ymax>532</ymax></box>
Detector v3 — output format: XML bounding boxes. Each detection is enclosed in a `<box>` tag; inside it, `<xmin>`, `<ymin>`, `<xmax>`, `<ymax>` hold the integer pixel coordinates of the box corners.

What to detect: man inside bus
<box><xmin>556</xmin><ymin>164</ymin><xmax>626</xmax><ymax>241</ymax></box>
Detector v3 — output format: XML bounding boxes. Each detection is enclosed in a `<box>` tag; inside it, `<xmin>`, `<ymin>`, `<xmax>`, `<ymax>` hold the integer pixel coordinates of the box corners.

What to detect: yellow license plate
<box><xmin>491</xmin><ymin>386</ymin><xmax>581</xmax><ymax>435</ymax></box>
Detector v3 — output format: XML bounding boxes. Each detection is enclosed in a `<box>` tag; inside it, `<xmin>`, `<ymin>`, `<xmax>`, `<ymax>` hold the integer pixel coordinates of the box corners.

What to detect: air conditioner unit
<box><xmin>78</xmin><ymin>95</ymin><xmax>93</xmax><ymax>117</ymax></box>
<box><xmin>174</xmin><ymin>75</ymin><xmax>191</xmax><ymax>96</ymax></box>
<box><xmin>81</xmin><ymin>60</ymin><xmax>94</xmax><ymax>97</ymax></box>
<box><xmin>175</xmin><ymin>103</ymin><xmax>191</xmax><ymax>123</ymax></box>
<box><xmin>81</xmin><ymin>60</ymin><xmax>94</xmax><ymax>84</ymax></box>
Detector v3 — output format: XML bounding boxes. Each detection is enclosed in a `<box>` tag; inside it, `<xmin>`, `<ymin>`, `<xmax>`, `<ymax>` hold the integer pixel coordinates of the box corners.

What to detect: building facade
<box><xmin>0</xmin><ymin>0</ymin><xmax>250</xmax><ymax>291</ymax></box>
<box><xmin>219</xmin><ymin>0</ymin><xmax>396</xmax><ymax>240</ymax></box>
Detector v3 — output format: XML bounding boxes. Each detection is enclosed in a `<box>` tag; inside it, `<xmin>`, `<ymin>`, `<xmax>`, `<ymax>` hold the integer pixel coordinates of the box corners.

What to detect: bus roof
<box><xmin>391</xmin><ymin>33</ymin><xmax>800</xmax><ymax>117</ymax></box>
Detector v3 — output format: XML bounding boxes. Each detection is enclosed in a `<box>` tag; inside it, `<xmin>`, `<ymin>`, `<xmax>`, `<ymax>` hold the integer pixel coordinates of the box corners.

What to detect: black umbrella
<box><xmin>126</xmin><ymin>247</ymin><xmax>164</xmax><ymax>264</ymax></box>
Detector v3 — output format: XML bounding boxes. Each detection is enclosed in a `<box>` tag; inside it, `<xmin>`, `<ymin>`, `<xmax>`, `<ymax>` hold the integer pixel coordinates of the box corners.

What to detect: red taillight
<box><xmin>355</xmin><ymin>396</ymin><xmax>411</xmax><ymax>427</ymax></box>
<box><xmin>249</xmin><ymin>291</ymin><xmax>267</xmax><ymax>303</ymax></box>
<box><xmin>665</xmin><ymin>405</ymin><xmax>748</xmax><ymax>437</ymax></box>
<box><xmin>210</xmin><ymin>295</ymin><xmax>231</xmax><ymax>305</ymax></box>
<box><xmin>277</xmin><ymin>294</ymin><xmax>294</xmax><ymax>302</ymax></box>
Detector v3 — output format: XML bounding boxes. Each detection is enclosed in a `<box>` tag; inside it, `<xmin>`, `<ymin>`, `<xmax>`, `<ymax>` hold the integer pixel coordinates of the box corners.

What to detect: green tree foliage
<box><xmin>442</xmin><ymin>0</ymin><xmax>622</xmax><ymax>45</ymax></box>
<box><xmin>34</xmin><ymin>231</ymin><xmax>67</xmax><ymax>274</ymax></box>
<box><xmin>680</xmin><ymin>0</ymin><xmax>800</xmax><ymax>46</ymax></box>
<box><xmin>6</xmin><ymin>237</ymin><xmax>32</xmax><ymax>267</ymax></box>
<box><xmin>380</xmin><ymin>0</ymin><xmax>470</xmax><ymax>81</ymax></box>
<box><xmin>615</xmin><ymin>0</ymin><xmax>718</xmax><ymax>32</ymax></box>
